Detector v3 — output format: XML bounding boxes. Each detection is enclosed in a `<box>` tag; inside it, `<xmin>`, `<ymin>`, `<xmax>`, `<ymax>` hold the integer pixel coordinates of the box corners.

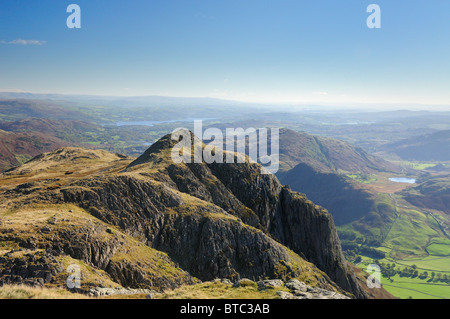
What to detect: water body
<box><xmin>389</xmin><ymin>177</ymin><xmax>416</xmax><ymax>184</ymax></box>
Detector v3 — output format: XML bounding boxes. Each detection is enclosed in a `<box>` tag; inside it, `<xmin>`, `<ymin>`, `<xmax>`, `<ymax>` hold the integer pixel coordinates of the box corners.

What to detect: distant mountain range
<box><xmin>0</xmin><ymin>92</ymin><xmax>257</xmax><ymax>108</ymax></box>
<box><xmin>0</xmin><ymin>96</ymin><xmax>272</xmax><ymax>125</ymax></box>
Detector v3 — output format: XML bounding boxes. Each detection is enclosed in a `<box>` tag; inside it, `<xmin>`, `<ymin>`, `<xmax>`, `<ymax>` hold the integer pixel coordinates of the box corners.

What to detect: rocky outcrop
<box><xmin>274</xmin><ymin>187</ymin><xmax>365</xmax><ymax>299</ymax></box>
<box><xmin>255</xmin><ymin>278</ymin><xmax>350</xmax><ymax>299</ymax></box>
<box><xmin>55</xmin><ymin>133</ymin><xmax>367</xmax><ymax>297</ymax></box>
<box><xmin>58</xmin><ymin>179</ymin><xmax>313</xmax><ymax>285</ymax></box>
<box><xmin>0</xmin><ymin>207</ymin><xmax>194</xmax><ymax>293</ymax></box>
<box><xmin>204</xmin><ymin>160</ymin><xmax>366</xmax><ymax>298</ymax></box>
<box><xmin>0</xmin><ymin>249</ymin><xmax>64</xmax><ymax>286</ymax></box>
<box><xmin>153</xmin><ymin>213</ymin><xmax>303</xmax><ymax>281</ymax></box>
<box><xmin>0</xmin><ymin>133</ymin><xmax>368</xmax><ymax>298</ymax></box>
<box><xmin>276</xmin><ymin>279</ymin><xmax>350</xmax><ymax>299</ymax></box>
<box><xmin>88</xmin><ymin>287</ymin><xmax>156</xmax><ymax>298</ymax></box>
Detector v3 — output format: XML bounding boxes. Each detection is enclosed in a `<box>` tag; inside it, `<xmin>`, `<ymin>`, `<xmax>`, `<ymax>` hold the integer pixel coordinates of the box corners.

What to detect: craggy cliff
<box><xmin>0</xmin><ymin>132</ymin><xmax>368</xmax><ymax>298</ymax></box>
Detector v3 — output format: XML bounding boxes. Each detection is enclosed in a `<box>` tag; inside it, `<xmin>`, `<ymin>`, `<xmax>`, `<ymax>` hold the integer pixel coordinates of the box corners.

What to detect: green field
<box><xmin>344</xmin><ymin>172</ymin><xmax>450</xmax><ymax>299</ymax></box>
<box><xmin>427</xmin><ymin>243</ymin><xmax>450</xmax><ymax>256</ymax></box>
<box><xmin>382</xmin><ymin>207</ymin><xmax>441</xmax><ymax>258</ymax></box>
<box><xmin>382</xmin><ymin>275</ymin><xmax>449</xmax><ymax>299</ymax></box>
<box><xmin>398</xmin><ymin>256</ymin><xmax>450</xmax><ymax>272</ymax></box>
<box><xmin>357</xmin><ymin>256</ymin><xmax>450</xmax><ymax>299</ymax></box>
<box><xmin>391</xmin><ymin>160</ymin><xmax>438</xmax><ymax>170</ymax></box>
<box><xmin>345</xmin><ymin>173</ymin><xmax>377</xmax><ymax>184</ymax></box>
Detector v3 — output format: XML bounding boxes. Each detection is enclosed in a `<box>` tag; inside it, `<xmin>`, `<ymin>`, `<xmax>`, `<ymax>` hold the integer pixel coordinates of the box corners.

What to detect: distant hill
<box><xmin>276</xmin><ymin>129</ymin><xmax>399</xmax><ymax>227</ymax></box>
<box><xmin>0</xmin><ymin>92</ymin><xmax>251</xmax><ymax>108</ymax></box>
<box><xmin>278</xmin><ymin>128</ymin><xmax>399</xmax><ymax>174</ymax></box>
<box><xmin>0</xmin><ymin>99</ymin><xmax>89</xmax><ymax>122</ymax></box>
<box><xmin>379</xmin><ymin>130</ymin><xmax>450</xmax><ymax>161</ymax></box>
<box><xmin>0</xmin><ymin>118</ymin><xmax>99</xmax><ymax>143</ymax></box>
<box><xmin>0</xmin><ymin>129</ymin><xmax>68</xmax><ymax>171</ymax></box>
<box><xmin>0</xmin><ymin>118</ymin><xmax>100</xmax><ymax>171</ymax></box>
<box><xmin>0</xmin><ymin>117</ymin><xmax>97</xmax><ymax>134</ymax></box>
<box><xmin>402</xmin><ymin>175</ymin><xmax>450</xmax><ymax>213</ymax></box>
<box><xmin>276</xmin><ymin>129</ymin><xmax>403</xmax><ymax>265</ymax></box>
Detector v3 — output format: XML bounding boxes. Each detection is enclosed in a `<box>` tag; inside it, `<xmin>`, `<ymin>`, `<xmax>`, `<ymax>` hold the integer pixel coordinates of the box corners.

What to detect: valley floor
<box><xmin>349</xmin><ymin>165</ymin><xmax>450</xmax><ymax>299</ymax></box>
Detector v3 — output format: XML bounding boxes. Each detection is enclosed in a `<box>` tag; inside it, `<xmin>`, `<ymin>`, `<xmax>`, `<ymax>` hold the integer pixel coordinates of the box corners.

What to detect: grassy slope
<box><xmin>278</xmin><ymin>128</ymin><xmax>398</xmax><ymax>174</ymax></box>
<box><xmin>0</xmin><ymin>285</ymin><xmax>90</xmax><ymax>299</ymax></box>
<box><xmin>155</xmin><ymin>280</ymin><xmax>288</xmax><ymax>299</ymax></box>
<box><xmin>0</xmin><ymin>280</ymin><xmax>287</xmax><ymax>299</ymax></box>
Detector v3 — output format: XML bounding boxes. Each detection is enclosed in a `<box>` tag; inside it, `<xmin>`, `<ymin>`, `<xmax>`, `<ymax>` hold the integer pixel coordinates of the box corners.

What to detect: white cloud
<box><xmin>6</xmin><ymin>39</ymin><xmax>46</xmax><ymax>45</ymax></box>
<box><xmin>0</xmin><ymin>40</ymin><xmax>6</xmax><ymax>44</ymax></box>
<box><xmin>312</xmin><ymin>91</ymin><xmax>328</xmax><ymax>95</ymax></box>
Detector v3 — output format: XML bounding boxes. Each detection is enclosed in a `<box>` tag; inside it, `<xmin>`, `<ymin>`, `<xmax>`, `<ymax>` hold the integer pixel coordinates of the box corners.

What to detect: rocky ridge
<box><xmin>0</xmin><ymin>131</ymin><xmax>369</xmax><ymax>298</ymax></box>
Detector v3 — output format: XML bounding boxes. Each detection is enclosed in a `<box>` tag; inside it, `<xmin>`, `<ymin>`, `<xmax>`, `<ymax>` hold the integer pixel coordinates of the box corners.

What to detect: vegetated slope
<box><xmin>0</xmin><ymin>99</ymin><xmax>89</xmax><ymax>122</ymax></box>
<box><xmin>0</xmin><ymin>118</ymin><xmax>99</xmax><ymax>143</ymax></box>
<box><xmin>0</xmin><ymin>133</ymin><xmax>370</xmax><ymax>298</ymax></box>
<box><xmin>276</xmin><ymin>128</ymin><xmax>401</xmax><ymax>265</ymax></box>
<box><xmin>0</xmin><ymin>117</ymin><xmax>164</xmax><ymax>157</ymax></box>
<box><xmin>0</xmin><ymin>129</ymin><xmax>69</xmax><ymax>172</ymax></box>
<box><xmin>401</xmin><ymin>175</ymin><xmax>450</xmax><ymax>213</ymax></box>
<box><xmin>379</xmin><ymin>130</ymin><xmax>450</xmax><ymax>161</ymax></box>
<box><xmin>278</xmin><ymin>128</ymin><xmax>399</xmax><ymax>174</ymax></box>
<box><xmin>276</xmin><ymin>129</ymin><xmax>398</xmax><ymax>226</ymax></box>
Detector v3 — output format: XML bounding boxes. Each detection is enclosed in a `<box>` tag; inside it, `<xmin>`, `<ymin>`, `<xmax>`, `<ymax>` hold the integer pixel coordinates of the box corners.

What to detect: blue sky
<box><xmin>1</xmin><ymin>0</ymin><xmax>450</xmax><ymax>106</ymax></box>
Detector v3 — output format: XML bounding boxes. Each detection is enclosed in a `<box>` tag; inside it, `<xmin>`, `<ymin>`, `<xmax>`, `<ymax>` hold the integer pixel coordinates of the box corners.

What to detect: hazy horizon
<box><xmin>1</xmin><ymin>90</ymin><xmax>450</xmax><ymax>112</ymax></box>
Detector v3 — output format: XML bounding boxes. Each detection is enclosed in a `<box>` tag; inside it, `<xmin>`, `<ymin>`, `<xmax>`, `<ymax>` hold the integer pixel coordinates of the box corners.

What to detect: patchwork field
<box><xmin>382</xmin><ymin>276</ymin><xmax>449</xmax><ymax>299</ymax></box>
<box><xmin>342</xmin><ymin>161</ymin><xmax>450</xmax><ymax>299</ymax></box>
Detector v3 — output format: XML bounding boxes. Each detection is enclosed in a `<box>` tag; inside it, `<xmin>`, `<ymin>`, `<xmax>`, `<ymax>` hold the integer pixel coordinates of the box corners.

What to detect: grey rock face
<box><xmin>285</xmin><ymin>279</ymin><xmax>308</xmax><ymax>292</ymax></box>
<box><xmin>275</xmin><ymin>187</ymin><xmax>365</xmax><ymax>299</ymax></box>
<box><xmin>257</xmin><ymin>279</ymin><xmax>284</xmax><ymax>290</ymax></box>
<box><xmin>57</xmin><ymin>160</ymin><xmax>365</xmax><ymax>297</ymax></box>
<box><xmin>58</xmin><ymin>177</ymin><xmax>303</xmax><ymax>284</ymax></box>
<box><xmin>0</xmin><ymin>250</ymin><xmax>63</xmax><ymax>286</ymax></box>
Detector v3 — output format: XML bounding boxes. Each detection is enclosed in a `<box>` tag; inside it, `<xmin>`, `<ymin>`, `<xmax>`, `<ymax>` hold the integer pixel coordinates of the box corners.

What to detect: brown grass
<box><xmin>0</xmin><ymin>285</ymin><xmax>91</xmax><ymax>299</ymax></box>
<box><xmin>155</xmin><ymin>280</ymin><xmax>288</xmax><ymax>299</ymax></box>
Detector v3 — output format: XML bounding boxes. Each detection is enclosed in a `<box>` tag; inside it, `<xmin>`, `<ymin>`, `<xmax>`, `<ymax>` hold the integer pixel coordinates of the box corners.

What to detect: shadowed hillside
<box><xmin>276</xmin><ymin>129</ymin><xmax>398</xmax><ymax>226</ymax></box>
